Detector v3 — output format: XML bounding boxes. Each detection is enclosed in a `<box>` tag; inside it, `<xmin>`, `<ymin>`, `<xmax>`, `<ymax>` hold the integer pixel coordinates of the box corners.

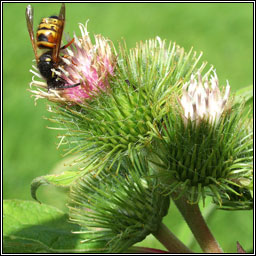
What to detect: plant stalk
<box><xmin>128</xmin><ymin>246</ymin><xmax>169</xmax><ymax>253</ymax></box>
<box><xmin>173</xmin><ymin>195</ymin><xmax>223</xmax><ymax>253</ymax></box>
<box><xmin>152</xmin><ymin>222</ymin><xmax>193</xmax><ymax>253</ymax></box>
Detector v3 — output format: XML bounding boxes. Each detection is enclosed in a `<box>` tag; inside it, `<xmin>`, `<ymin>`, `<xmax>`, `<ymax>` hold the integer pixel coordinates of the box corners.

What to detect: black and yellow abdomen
<box><xmin>36</xmin><ymin>16</ymin><xmax>62</xmax><ymax>49</ymax></box>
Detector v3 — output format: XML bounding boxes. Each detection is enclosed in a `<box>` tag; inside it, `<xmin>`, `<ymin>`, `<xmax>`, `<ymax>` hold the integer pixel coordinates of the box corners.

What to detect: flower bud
<box><xmin>69</xmin><ymin>154</ymin><xmax>170</xmax><ymax>252</ymax></box>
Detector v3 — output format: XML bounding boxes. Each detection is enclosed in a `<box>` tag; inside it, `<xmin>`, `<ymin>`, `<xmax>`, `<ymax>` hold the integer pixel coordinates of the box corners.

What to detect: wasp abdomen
<box><xmin>36</xmin><ymin>17</ymin><xmax>62</xmax><ymax>49</ymax></box>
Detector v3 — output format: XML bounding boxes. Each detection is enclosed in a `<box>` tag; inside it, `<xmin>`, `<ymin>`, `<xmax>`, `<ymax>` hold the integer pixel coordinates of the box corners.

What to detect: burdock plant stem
<box><xmin>128</xmin><ymin>246</ymin><xmax>169</xmax><ymax>254</ymax></box>
<box><xmin>173</xmin><ymin>194</ymin><xmax>223</xmax><ymax>253</ymax></box>
<box><xmin>152</xmin><ymin>222</ymin><xmax>193</xmax><ymax>253</ymax></box>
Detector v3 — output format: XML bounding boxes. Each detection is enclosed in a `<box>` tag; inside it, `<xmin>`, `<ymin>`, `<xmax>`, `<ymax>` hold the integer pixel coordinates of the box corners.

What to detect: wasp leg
<box><xmin>61</xmin><ymin>38</ymin><xmax>75</xmax><ymax>50</ymax></box>
<box><xmin>61</xmin><ymin>82</ymin><xmax>80</xmax><ymax>89</ymax></box>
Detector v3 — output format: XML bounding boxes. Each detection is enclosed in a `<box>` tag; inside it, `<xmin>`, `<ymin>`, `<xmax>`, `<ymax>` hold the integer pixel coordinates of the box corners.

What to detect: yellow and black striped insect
<box><xmin>25</xmin><ymin>3</ymin><xmax>80</xmax><ymax>89</ymax></box>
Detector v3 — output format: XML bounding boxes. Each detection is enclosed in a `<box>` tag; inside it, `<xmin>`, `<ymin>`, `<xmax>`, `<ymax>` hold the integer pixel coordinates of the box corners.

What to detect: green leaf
<box><xmin>31</xmin><ymin>171</ymin><xmax>81</xmax><ymax>202</ymax></box>
<box><xmin>3</xmin><ymin>200</ymin><xmax>105</xmax><ymax>253</ymax></box>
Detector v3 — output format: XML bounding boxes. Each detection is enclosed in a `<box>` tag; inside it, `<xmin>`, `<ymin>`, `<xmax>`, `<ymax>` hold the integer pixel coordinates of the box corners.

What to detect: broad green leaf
<box><xmin>3</xmin><ymin>200</ymin><xmax>105</xmax><ymax>253</ymax></box>
<box><xmin>31</xmin><ymin>171</ymin><xmax>81</xmax><ymax>202</ymax></box>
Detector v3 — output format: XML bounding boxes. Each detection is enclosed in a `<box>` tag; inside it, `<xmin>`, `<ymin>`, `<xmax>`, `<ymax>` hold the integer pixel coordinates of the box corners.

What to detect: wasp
<box><xmin>25</xmin><ymin>3</ymin><xmax>80</xmax><ymax>90</ymax></box>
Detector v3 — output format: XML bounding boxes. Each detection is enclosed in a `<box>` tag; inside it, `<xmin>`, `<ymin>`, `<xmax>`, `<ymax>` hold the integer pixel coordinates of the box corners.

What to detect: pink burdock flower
<box><xmin>29</xmin><ymin>22</ymin><xmax>116</xmax><ymax>103</ymax></box>
<box><xmin>179</xmin><ymin>71</ymin><xmax>230</xmax><ymax>126</ymax></box>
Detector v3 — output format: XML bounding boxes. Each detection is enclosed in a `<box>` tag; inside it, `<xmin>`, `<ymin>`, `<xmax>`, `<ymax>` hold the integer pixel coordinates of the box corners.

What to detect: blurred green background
<box><xmin>3</xmin><ymin>2</ymin><xmax>253</xmax><ymax>253</ymax></box>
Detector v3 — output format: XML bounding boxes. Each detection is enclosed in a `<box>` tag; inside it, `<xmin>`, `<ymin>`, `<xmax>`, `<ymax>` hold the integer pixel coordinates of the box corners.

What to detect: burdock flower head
<box><xmin>153</xmin><ymin>70</ymin><xmax>253</xmax><ymax>208</ymax></box>
<box><xmin>30</xmin><ymin>22</ymin><xmax>116</xmax><ymax>103</ymax></box>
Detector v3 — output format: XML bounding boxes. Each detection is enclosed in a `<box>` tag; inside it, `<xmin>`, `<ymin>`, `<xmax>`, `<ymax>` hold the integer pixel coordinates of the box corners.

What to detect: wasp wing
<box><xmin>52</xmin><ymin>3</ymin><xmax>65</xmax><ymax>64</ymax></box>
<box><xmin>25</xmin><ymin>5</ymin><xmax>39</xmax><ymax>63</ymax></box>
